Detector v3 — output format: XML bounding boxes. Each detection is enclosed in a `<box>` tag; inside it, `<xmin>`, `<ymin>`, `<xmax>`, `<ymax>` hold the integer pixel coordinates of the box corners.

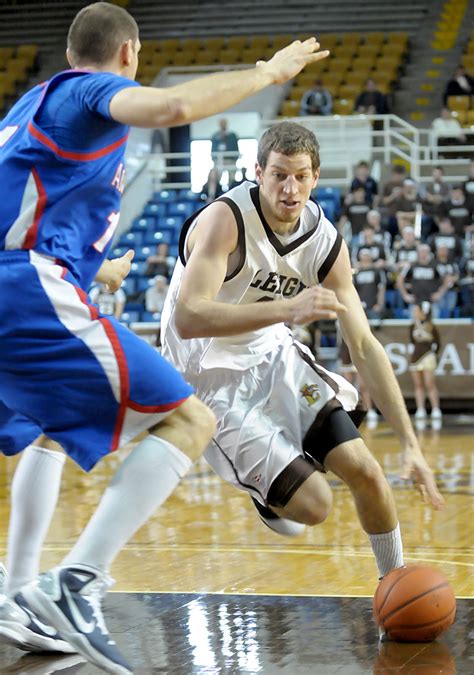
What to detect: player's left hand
<box><xmin>105</xmin><ymin>249</ymin><xmax>135</xmax><ymax>292</ymax></box>
<box><xmin>400</xmin><ymin>441</ymin><xmax>444</xmax><ymax>510</ymax></box>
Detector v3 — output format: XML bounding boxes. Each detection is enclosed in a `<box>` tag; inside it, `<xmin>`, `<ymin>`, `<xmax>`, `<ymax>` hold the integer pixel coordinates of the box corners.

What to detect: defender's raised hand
<box><xmin>257</xmin><ymin>38</ymin><xmax>330</xmax><ymax>85</ymax></box>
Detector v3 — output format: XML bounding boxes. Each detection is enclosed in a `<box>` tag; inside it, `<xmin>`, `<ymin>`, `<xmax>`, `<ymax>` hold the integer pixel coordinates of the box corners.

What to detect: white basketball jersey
<box><xmin>161</xmin><ymin>181</ymin><xmax>342</xmax><ymax>374</ymax></box>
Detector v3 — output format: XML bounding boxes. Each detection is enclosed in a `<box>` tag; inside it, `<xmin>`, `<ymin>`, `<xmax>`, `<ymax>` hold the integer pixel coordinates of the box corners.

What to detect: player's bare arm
<box><xmin>94</xmin><ymin>249</ymin><xmax>134</xmax><ymax>291</ymax></box>
<box><xmin>323</xmin><ymin>241</ymin><xmax>444</xmax><ymax>509</ymax></box>
<box><xmin>109</xmin><ymin>38</ymin><xmax>329</xmax><ymax>128</ymax></box>
<box><xmin>175</xmin><ymin>203</ymin><xmax>344</xmax><ymax>339</ymax></box>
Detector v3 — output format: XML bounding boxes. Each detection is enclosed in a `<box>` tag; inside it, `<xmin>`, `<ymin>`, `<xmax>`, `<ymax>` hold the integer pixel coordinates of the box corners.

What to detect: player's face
<box><xmin>256</xmin><ymin>151</ymin><xmax>319</xmax><ymax>226</ymax></box>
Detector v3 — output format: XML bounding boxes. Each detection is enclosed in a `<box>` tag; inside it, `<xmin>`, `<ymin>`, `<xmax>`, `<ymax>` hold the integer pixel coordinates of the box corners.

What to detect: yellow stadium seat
<box><xmin>364</xmin><ymin>32</ymin><xmax>385</xmax><ymax>47</ymax></box>
<box><xmin>466</xmin><ymin>110</ymin><xmax>474</xmax><ymax>125</ymax></box>
<box><xmin>455</xmin><ymin>110</ymin><xmax>468</xmax><ymax>126</ymax></box>
<box><xmin>227</xmin><ymin>36</ymin><xmax>247</xmax><ymax>51</ymax></box>
<box><xmin>218</xmin><ymin>49</ymin><xmax>242</xmax><ymax>65</ymax></box>
<box><xmin>357</xmin><ymin>44</ymin><xmax>380</xmax><ymax>58</ymax></box>
<box><xmin>240</xmin><ymin>48</ymin><xmax>265</xmax><ymax>64</ymax></box>
<box><xmin>333</xmin><ymin>98</ymin><xmax>355</xmax><ymax>115</ymax></box>
<box><xmin>8</xmin><ymin>58</ymin><xmax>29</xmax><ymax>83</ymax></box>
<box><xmin>319</xmin><ymin>71</ymin><xmax>346</xmax><ymax>86</ymax></box>
<box><xmin>16</xmin><ymin>44</ymin><xmax>38</xmax><ymax>67</ymax></box>
<box><xmin>289</xmin><ymin>85</ymin><xmax>307</xmax><ymax>101</ymax></box>
<box><xmin>352</xmin><ymin>56</ymin><xmax>376</xmax><ymax>71</ymax></box>
<box><xmin>333</xmin><ymin>46</ymin><xmax>357</xmax><ymax>60</ymax></box>
<box><xmin>461</xmin><ymin>54</ymin><xmax>474</xmax><ymax>75</ymax></box>
<box><xmin>338</xmin><ymin>83</ymin><xmax>362</xmax><ymax>99</ymax></box>
<box><xmin>0</xmin><ymin>73</ymin><xmax>17</xmax><ymax>95</ymax></box>
<box><xmin>160</xmin><ymin>39</ymin><xmax>179</xmax><ymax>52</ymax></box>
<box><xmin>194</xmin><ymin>50</ymin><xmax>219</xmax><ymax>65</ymax></box>
<box><xmin>0</xmin><ymin>47</ymin><xmax>15</xmax><ymax>60</ymax></box>
<box><xmin>348</xmin><ymin>70</ymin><xmax>373</xmax><ymax>87</ymax></box>
<box><xmin>339</xmin><ymin>33</ymin><xmax>361</xmax><ymax>48</ymax></box>
<box><xmin>180</xmin><ymin>38</ymin><xmax>201</xmax><ymax>52</ymax></box>
<box><xmin>152</xmin><ymin>52</ymin><xmax>174</xmax><ymax>66</ymax></box>
<box><xmin>381</xmin><ymin>43</ymin><xmax>407</xmax><ymax>58</ymax></box>
<box><xmin>371</xmin><ymin>69</ymin><xmax>396</xmax><ymax>87</ymax></box>
<box><xmin>316</xmin><ymin>35</ymin><xmax>338</xmax><ymax>51</ymax></box>
<box><xmin>272</xmin><ymin>35</ymin><xmax>294</xmax><ymax>50</ymax></box>
<box><xmin>171</xmin><ymin>51</ymin><xmax>195</xmax><ymax>66</ymax></box>
<box><xmin>280</xmin><ymin>100</ymin><xmax>300</xmax><ymax>117</ymax></box>
<box><xmin>447</xmin><ymin>95</ymin><xmax>470</xmax><ymax>112</ymax></box>
<box><xmin>248</xmin><ymin>35</ymin><xmax>270</xmax><ymax>50</ymax></box>
<box><xmin>376</xmin><ymin>56</ymin><xmax>401</xmax><ymax>73</ymax></box>
<box><xmin>204</xmin><ymin>37</ymin><xmax>225</xmax><ymax>51</ymax></box>
<box><xmin>386</xmin><ymin>32</ymin><xmax>409</xmax><ymax>46</ymax></box>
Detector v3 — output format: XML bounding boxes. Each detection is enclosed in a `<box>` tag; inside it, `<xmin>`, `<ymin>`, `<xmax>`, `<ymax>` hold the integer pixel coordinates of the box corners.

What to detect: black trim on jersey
<box><xmin>293</xmin><ymin>340</ymin><xmax>340</xmax><ymax>395</ymax></box>
<box><xmin>212</xmin><ymin>436</ymin><xmax>264</xmax><ymax>500</ymax></box>
<box><xmin>177</xmin><ymin>197</ymin><xmax>246</xmax><ymax>282</ymax></box>
<box><xmin>318</xmin><ymin>232</ymin><xmax>343</xmax><ymax>283</ymax></box>
<box><xmin>249</xmin><ymin>185</ymin><xmax>321</xmax><ymax>256</ymax></box>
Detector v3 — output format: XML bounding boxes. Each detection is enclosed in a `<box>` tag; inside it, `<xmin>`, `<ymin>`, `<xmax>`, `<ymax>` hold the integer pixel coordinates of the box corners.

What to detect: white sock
<box><xmin>368</xmin><ymin>523</ymin><xmax>404</xmax><ymax>577</ymax></box>
<box><xmin>62</xmin><ymin>435</ymin><xmax>192</xmax><ymax>572</ymax></box>
<box><xmin>6</xmin><ymin>445</ymin><xmax>65</xmax><ymax>596</ymax></box>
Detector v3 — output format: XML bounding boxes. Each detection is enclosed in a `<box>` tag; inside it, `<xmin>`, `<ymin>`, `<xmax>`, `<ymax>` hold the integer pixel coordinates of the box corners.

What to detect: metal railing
<box><xmin>129</xmin><ymin>113</ymin><xmax>473</xmax><ymax>192</ymax></box>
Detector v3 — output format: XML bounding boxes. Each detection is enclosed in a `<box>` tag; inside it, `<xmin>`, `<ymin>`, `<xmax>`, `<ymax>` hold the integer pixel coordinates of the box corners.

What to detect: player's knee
<box><xmin>303</xmin><ymin>487</ymin><xmax>333</xmax><ymax>526</ymax></box>
<box><xmin>155</xmin><ymin>395</ymin><xmax>216</xmax><ymax>461</ymax></box>
<box><xmin>352</xmin><ymin>456</ymin><xmax>387</xmax><ymax>494</ymax></box>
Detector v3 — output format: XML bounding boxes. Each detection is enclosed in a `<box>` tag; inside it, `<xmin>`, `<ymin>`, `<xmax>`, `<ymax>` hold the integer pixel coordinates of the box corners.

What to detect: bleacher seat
<box><xmin>153</xmin><ymin>190</ymin><xmax>177</xmax><ymax>203</ymax></box>
<box><xmin>120</xmin><ymin>231</ymin><xmax>143</xmax><ymax>247</ymax></box>
<box><xmin>135</xmin><ymin>246</ymin><xmax>153</xmax><ymax>261</ymax></box>
<box><xmin>145</xmin><ymin>231</ymin><xmax>172</xmax><ymax>246</ymax></box>
<box><xmin>132</xmin><ymin>217</ymin><xmax>156</xmax><ymax>234</ymax></box>
<box><xmin>143</xmin><ymin>203</ymin><xmax>167</xmax><ymax>217</ymax></box>
<box><xmin>121</xmin><ymin>311</ymin><xmax>140</xmax><ymax>324</ymax></box>
<box><xmin>129</xmin><ymin>261</ymin><xmax>147</xmax><ymax>277</ymax></box>
<box><xmin>141</xmin><ymin>311</ymin><xmax>161</xmax><ymax>323</ymax></box>
<box><xmin>317</xmin><ymin>200</ymin><xmax>336</xmax><ymax>221</ymax></box>
<box><xmin>138</xmin><ymin>278</ymin><xmax>153</xmax><ymax>292</ymax></box>
<box><xmin>167</xmin><ymin>202</ymin><xmax>194</xmax><ymax>219</ymax></box>
<box><xmin>121</xmin><ymin>277</ymin><xmax>137</xmax><ymax>296</ymax></box>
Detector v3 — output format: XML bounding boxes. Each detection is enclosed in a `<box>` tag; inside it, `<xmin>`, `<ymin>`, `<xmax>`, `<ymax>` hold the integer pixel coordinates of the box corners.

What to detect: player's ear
<box><xmin>121</xmin><ymin>40</ymin><xmax>133</xmax><ymax>67</ymax></box>
<box><xmin>255</xmin><ymin>163</ymin><xmax>263</xmax><ymax>185</ymax></box>
<box><xmin>312</xmin><ymin>168</ymin><xmax>320</xmax><ymax>189</ymax></box>
<box><xmin>66</xmin><ymin>48</ymin><xmax>74</xmax><ymax>68</ymax></box>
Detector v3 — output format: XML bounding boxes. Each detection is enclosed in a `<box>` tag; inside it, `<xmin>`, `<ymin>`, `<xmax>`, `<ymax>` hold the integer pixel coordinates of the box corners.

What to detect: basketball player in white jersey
<box><xmin>161</xmin><ymin>122</ymin><xmax>444</xmax><ymax>583</ymax></box>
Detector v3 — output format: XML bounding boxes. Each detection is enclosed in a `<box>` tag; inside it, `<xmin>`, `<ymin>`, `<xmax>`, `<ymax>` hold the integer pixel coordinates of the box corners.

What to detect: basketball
<box><xmin>373</xmin><ymin>565</ymin><xmax>456</xmax><ymax>642</ymax></box>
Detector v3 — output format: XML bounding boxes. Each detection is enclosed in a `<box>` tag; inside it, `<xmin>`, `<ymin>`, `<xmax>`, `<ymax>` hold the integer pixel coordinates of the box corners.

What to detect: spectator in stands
<box><xmin>392</xmin><ymin>226</ymin><xmax>419</xmax><ymax>271</ymax></box>
<box><xmin>409</xmin><ymin>302</ymin><xmax>442</xmax><ymax>427</ymax></box>
<box><xmin>431</xmin><ymin>107</ymin><xmax>466</xmax><ymax>149</ymax></box>
<box><xmin>397</xmin><ymin>244</ymin><xmax>450</xmax><ymax>317</ymax></box>
<box><xmin>463</xmin><ymin>159</ymin><xmax>474</xmax><ymax>212</ymax></box>
<box><xmin>145</xmin><ymin>242</ymin><xmax>170</xmax><ymax>278</ymax></box>
<box><xmin>435</xmin><ymin>245</ymin><xmax>459</xmax><ymax>316</ymax></box>
<box><xmin>427</xmin><ymin>217</ymin><xmax>463</xmax><ymax>263</ymax></box>
<box><xmin>442</xmin><ymin>65</ymin><xmax>474</xmax><ymax>104</ymax></box>
<box><xmin>392</xmin><ymin>178</ymin><xmax>423</xmax><ymax>233</ymax></box>
<box><xmin>352</xmin><ymin>223</ymin><xmax>389</xmax><ymax>269</ymax></box>
<box><xmin>353</xmin><ymin>249</ymin><xmax>386</xmax><ymax>320</ymax></box>
<box><xmin>202</xmin><ymin>166</ymin><xmax>225</xmax><ymax>202</ymax></box>
<box><xmin>338</xmin><ymin>185</ymin><xmax>371</xmax><ymax>242</ymax></box>
<box><xmin>380</xmin><ymin>164</ymin><xmax>407</xmax><ymax>235</ymax></box>
<box><xmin>90</xmin><ymin>282</ymin><xmax>126</xmax><ymax>320</ymax></box>
<box><xmin>365</xmin><ymin>208</ymin><xmax>392</xmax><ymax>249</ymax></box>
<box><xmin>350</xmin><ymin>161</ymin><xmax>378</xmax><ymax>206</ymax></box>
<box><xmin>299</xmin><ymin>78</ymin><xmax>332</xmax><ymax>116</ymax></box>
<box><xmin>440</xmin><ymin>184</ymin><xmax>473</xmax><ymax>236</ymax></box>
<box><xmin>354</xmin><ymin>79</ymin><xmax>389</xmax><ymax>114</ymax></box>
<box><xmin>211</xmin><ymin>118</ymin><xmax>239</xmax><ymax>181</ymax></box>
<box><xmin>421</xmin><ymin>166</ymin><xmax>450</xmax><ymax>222</ymax></box>
<box><xmin>459</xmin><ymin>239</ymin><xmax>474</xmax><ymax>317</ymax></box>
<box><xmin>145</xmin><ymin>275</ymin><xmax>169</xmax><ymax>314</ymax></box>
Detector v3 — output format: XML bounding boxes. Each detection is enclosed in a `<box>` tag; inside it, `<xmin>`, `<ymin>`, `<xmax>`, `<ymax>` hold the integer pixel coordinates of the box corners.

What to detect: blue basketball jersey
<box><xmin>0</xmin><ymin>69</ymin><xmax>139</xmax><ymax>289</ymax></box>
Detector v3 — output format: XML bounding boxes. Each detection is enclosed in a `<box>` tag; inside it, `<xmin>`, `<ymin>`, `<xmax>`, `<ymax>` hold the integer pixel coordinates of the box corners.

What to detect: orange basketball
<box><xmin>373</xmin><ymin>565</ymin><xmax>456</xmax><ymax>642</ymax></box>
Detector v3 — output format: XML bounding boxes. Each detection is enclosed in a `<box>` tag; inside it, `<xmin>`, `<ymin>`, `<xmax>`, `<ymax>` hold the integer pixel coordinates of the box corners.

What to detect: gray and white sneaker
<box><xmin>0</xmin><ymin>593</ymin><xmax>76</xmax><ymax>654</ymax></box>
<box><xmin>21</xmin><ymin>565</ymin><xmax>132</xmax><ymax>675</ymax></box>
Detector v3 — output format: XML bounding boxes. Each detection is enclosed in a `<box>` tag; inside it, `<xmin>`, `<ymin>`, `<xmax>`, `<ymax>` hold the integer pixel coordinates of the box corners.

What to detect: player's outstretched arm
<box><xmin>175</xmin><ymin>202</ymin><xmax>344</xmax><ymax>338</ymax></box>
<box><xmin>323</xmin><ymin>242</ymin><xmax>444</xmax><ymax>510</ymax></box>
<box><xmin>109</xmin><ymin>38</ymin><xmax>329</xmax><ymax>128</ymax></box>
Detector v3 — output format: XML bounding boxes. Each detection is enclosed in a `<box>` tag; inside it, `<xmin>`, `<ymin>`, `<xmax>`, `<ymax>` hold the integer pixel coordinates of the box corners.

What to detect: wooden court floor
<box><xmin>0</xmin><ymin>416</ymin><xmax>473</xmax><ymax>673</ymax></box>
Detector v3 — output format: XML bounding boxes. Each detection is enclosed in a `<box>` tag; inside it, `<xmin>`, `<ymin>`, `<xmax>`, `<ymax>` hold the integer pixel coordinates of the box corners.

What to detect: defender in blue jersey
<box><xmin>0</xmin><ymin>3</ymin><xmax>331</xmax><ymax>672</ymax></box>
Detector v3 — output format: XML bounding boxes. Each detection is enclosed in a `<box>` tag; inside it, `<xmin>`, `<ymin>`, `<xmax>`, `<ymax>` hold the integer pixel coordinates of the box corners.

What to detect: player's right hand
<box><xmin>257</xmin><ymin>38</ymin><xmax>330</xmax><ymax>85</ymax></box>
<box><xmin>286</xmin><ymin>286</ymin><xmax>346</xmax><ymax>324</ymax></box>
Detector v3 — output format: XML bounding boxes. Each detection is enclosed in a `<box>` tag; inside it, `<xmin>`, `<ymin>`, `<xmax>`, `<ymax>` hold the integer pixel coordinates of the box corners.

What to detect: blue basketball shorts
<box><xmin>0</xmin><ymin>250</ymin><xmax>193</xmax><ymax>471</ymax></box>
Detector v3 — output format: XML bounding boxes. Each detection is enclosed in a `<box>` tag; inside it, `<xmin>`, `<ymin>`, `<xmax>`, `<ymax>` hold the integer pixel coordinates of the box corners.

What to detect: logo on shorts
<box><xmin>253</xmin><ymin>473</ymin><xmax>262</xmax><ymax>483</ymax></box>
<box><xmin>300</xmin><ymin>384</ymin><xmax>321</xmax><ymax>406</ymax></box>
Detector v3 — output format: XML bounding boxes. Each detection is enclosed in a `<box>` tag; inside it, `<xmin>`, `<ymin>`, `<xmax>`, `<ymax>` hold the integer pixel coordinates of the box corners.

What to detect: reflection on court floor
<box><xmin>0</xmin><ymin>416</ymin><xmax>473</xmax><ymax>672</ymax></box>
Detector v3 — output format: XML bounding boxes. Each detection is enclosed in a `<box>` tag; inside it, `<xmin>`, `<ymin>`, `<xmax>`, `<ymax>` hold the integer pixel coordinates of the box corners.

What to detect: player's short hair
<box><xmin>257</xmin><ymin>122</ymin><xmax>320</xmax><ymax>173</ymax></box>
<box><xmin>67</xmin><ymin>2</ymin><xmax>139</xmax><ymax>66</ymax></box>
